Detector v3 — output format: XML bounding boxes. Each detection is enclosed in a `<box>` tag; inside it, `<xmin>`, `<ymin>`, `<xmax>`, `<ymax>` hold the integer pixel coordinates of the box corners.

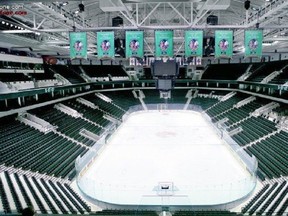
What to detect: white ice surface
<box><xmin>79</xmin><ymin>111</ymin><xmax>255</xmax><ymax>206</ymax></box>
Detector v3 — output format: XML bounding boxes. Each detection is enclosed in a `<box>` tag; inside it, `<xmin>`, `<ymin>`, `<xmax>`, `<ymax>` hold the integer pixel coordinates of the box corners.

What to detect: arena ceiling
<box><xmin>0</xmin><ymin>0</ymin><xmax>288</xmax><ymax>58</ymax></box>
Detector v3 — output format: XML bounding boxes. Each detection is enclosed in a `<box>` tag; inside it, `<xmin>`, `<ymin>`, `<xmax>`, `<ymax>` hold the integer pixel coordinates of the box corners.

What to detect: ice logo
<box><xmin>101</xmin><ymin>40</ymin><xmax>110</xmax><ymax>51</ymax></box>
<box><xmin>159</xmin><ymin>39</ymin><xmax>169</xmax><ymax>51</ymax></box>
<box><xmin>249</xmin><ymin>39</ymin><xmax>258</xmax><ymax>50</ymax></box>
<box><xmin>189</xmin><ymin>39</ymin><xmax>199</xmax><ymax>51</ymax></box>
<box><xmin>74</xmin><ymin>40</ymin><xmax>83</xmax><ymax>52</ymax></box>
<box><xmin>129</xmin><ymin>39</ymin><xmax>140</xmax><ymax>51</ymax></box>
<box><xmin>219</xmin><ymin>39</ymin><xmax>229</xmax><ymax>51</ymax></box>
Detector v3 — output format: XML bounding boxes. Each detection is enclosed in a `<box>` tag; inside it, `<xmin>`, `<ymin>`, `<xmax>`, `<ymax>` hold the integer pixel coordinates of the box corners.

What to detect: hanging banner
<box><xmin>97</xmin><ymin>31</ymin><xmax>115</xmax><ymax>59</ymax></box>
<box><xmin>69</xmin><ymin>32</ymin><xmax>87</xmax><ymax>59</ymax></box>
<box><xmin>155</xmin><ymin>30</ymin><xmax>173</xmax><ymax>57</ymax></box>
<box><xmin>215</xmin><ymin>30</ymin><xmax>233</xmax><ymax>58</ymax></box>
<box><xmin>125</xmin><ymin>31</ymin><xmax>144</xmax><ymax>58</ymax></box>
<box><xmin>185</xmin><ymin>30</ymin><xmax>203</xmax><ymax>57</ymax></box>
<box><xmin>245</xmin><ymin>30</ymin><xmax>263</xmax><ymax>58</ymax></box>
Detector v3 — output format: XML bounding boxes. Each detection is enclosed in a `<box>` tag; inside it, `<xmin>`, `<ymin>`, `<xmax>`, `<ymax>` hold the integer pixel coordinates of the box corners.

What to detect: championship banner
<box><xmin>69</xmin><ymin>32</ymin><xmax>87</xmax><ymax>59</ymax></box>
<box><xmin>126</xmin><ymin>31</ymin><xmax>144</xmax><ymax>58</ymax></box>
<box><xmin>97</xmin><ymin>31</ymin><xmax>114</xmax><ymax>59</ymax></box>
<box><xmin>185</xmin><ymin>30</ymin><xmax>203</xmax><ymax>57</ymax></box>
<box><xmin>155</xmin><ymin>30</ymin><xmax>173</xmax><ymax>57</ymax></box>
<box><xmin>245</xmin><ymin>30</ymin><xmax>263</xmax><ymax>58</ymax></box>
<box><xmin>215</xmin><ymin>30</ymin><xmax>233</xmax><ymax>58</ymax></box>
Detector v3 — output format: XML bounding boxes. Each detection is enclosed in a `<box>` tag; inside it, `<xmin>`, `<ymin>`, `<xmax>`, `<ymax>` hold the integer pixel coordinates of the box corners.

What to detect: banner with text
<box><xmin>155</xmin><ymin>31</ymin><xmax>173</xmax><ymax>57</ymax></box>
<box><xmin>97</xmin><ymin>31</ymin><xmax>115</xmax><ymax>59</ymax></box>
<box><xmin>70</xmin><ymin>32</ymin><xmax>87</xmax><ymax>59</ymax></box>
<box><xmin>245</xmin><ymin>30</ymin><xmax>263</xmax><ymax>58</ymax></box>
<box><xmin>215</xmin><ymin>30</ymin><xmax>233</xmax><ymax>58</ymax></box>
<box><xmin>185</xmin><ymin>30</ymin><xmax>203</xmax><ymax>57</ymax></box>
<box><xmin>126</xmin><ymin>31</ymin><xmax>144</xmax><ymax>58</ymax></box>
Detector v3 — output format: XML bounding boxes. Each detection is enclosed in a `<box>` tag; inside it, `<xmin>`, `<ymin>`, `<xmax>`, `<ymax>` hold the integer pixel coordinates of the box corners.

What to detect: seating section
<box><xmin>143</xmin><ymin>89</ymin><xmax>165</xmax><ymax>104</ymax></box>
<box><xmin>0</xmin><ymin>116</ymin><xmax>86</xmax><ymax>178</ymax></box>
<box><xmin>230</xmin><ymin>116</ymin><xmax>277</xmax><ymax>146</ymax></box>
<box><xmin>0</xmin><ymin>73</ymin><xmax>31</xmax><ymax>82</ymax></box>
<box><xmin>31</xmin><ymin>107</ymin><xmax>102</xmax><ymax>145</ymax></box>
<box><xmin>246</xmin><ymin>60</ymin><xmax>288</xmax><ymax>82</ymax></box>
<box><xmin>92</xmin><ymin>209</ymin><xmax>158</xmax><ymax>216</ymax></box>
<box><xmin>274</xmin><ymin>104</ymin><xmax>288</xmax><ymax>116</ymax></box>
<box><xmin>206</xmin><ymin>93</ymin><xmax>247</xmax><ymax>117</ymax></box>
<box><xmin>203</xmin><ymin>93</ymin><xmax>287</xmax><ymax>180</ymax></box>
<box><xmin>173</xmin><ymin>210</ymin><xmax>238</xmax><ymax>216</ymax></box>
<box><xmin>202</xmin><ymin>63</ymin><xmax>249</xmax><ymax>80</ymax></box>
<box><xmin>275</xmin><ymin>198</ymin><xmax>288</xmax><ymax>216</ymax></box>
<box><xmin>142</xmin><ymin>67</ymin><xmax>153</xmax><ymax>79</ymax></box>
<box><xmin>245</xmin><ymin>131</ymin><xmax>288</xmax><ymax>179</ymax></box>
<box><xmin>63</xmin><ymin>99</ymin><xmax>110</xmax><ymax>127</ymax></box>
<box><xmin>0</xmin><ymin>89</ymin><xmax>287</xmax><ymax>215</ymax></box>
<box><xmin>68</xmin><ymin>65</ymin><xmax>83</xmax><ymax>76</ymax></box>
<box><xmin>241</xmin><ymin>184</ymin><xmax>270</xmax><ymax>214</ymax></box>
<box><xmin>49</xmin><ymin>65</ymin><xmax>86</xmax><ymax>84</ymax></box>
<box><xmin>169</xmin><ymin>90</ymin><xmax>189</xmax><ymax>104</ymax></box>
<box><xmin>101</xmin><ymin>91</ymin><xmax>140</xmax><ymax>110</ymax></box>
<box><xmin>269</xmin><ymin>67</ymin><xmax>288</xmax><ymax>84</ymax></box>
<box><xmin>241</xmin><ymin>181</ymin><xmax>288</xmax><ymax>216</ymax></box>
<box><xmin>0</xmin><ymin>178</ymin><xmax>11</xmax><ymax>214</ymax></box>
<box><xmin>0</xmin><ymin>171</ymin><xmax>90</xmax><ymax>215</ymax></box>
<box><xmin>82</xmin><ymin>65</ymin><xmax>128</xmax><ymax>79</ymax></box>
<box><xmin>28</xmin><ymin>71</ymin><xmax>55</xmax><ymax>81</ymax></box>
<box><xmin>4</xmin><ymin>171</ymin><xmax>23</xmax><ymax>213</ymax></box>
<box><xmin>190</xmin><ymin>96</ymin><xmax>218</xmax><ymax>110</ymax></box>
<box><xmin>83</xmin><ymin>94</ymin><xmax>126</xmax><ymax>120</ymax></box>
<box><xmin>64</xmin><ymin>183</ymin><xmax>91</xmax><ymax>212</ymax></box>
<box><xmin>212</xmin><ymin>100</ymin><xmax>265</xmax><ymax>126</ymax></box>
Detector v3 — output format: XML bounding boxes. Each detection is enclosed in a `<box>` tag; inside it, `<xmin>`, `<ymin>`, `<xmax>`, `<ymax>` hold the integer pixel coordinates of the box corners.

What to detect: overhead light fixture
<box><xmin>244</xmin><ymin>0</ymin><xmax>250</xmax><ymax>10</ymax></box>
<box><xmin>62</xmin><ymin>2</ymin><xmax>68</xmax><ymax>6</ymax></box>
<box><xmin>79</xmin><ymin>2</ymin><xmax>85</xmax><ymax>12</ymax></box>
<box><xmin>1</xmin><ymin>21</ymin><xmax>5</xmax><ymax>24</ymax></box>
<box><xmin>75</xmin><ymin>10</ymin><xmax>79</xmax><ymax>14</ymax></box>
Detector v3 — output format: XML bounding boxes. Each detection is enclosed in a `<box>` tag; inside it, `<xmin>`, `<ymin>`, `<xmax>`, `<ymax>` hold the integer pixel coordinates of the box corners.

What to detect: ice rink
<box><xmin>79</xmin><ymin>110</ymin><xmax>255</xmax><ymax>206</ymax></box>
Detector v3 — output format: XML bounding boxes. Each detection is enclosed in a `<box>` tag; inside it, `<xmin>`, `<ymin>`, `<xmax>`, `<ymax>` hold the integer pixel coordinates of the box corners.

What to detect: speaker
<box><xmin>244</xmin><ymin>0</ymin><xmax>250</xmax><ymax>10</ymax></box>
<box><xmin>207</xmin><ymin>15</ymin><xmax>218</xmax><ymax>25</ymax></box>
<box><xmin>112</xmin><ymin>16</ymin><xmax>123</xmax><ymax>27</ymax></box>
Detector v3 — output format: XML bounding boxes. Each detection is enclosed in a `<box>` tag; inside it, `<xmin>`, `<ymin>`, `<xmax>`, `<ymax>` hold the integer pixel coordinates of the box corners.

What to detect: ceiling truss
<box><xmin>0</xmin><ymin>0</ymin><xmax>288</xmax><ymax>56</ymax></box>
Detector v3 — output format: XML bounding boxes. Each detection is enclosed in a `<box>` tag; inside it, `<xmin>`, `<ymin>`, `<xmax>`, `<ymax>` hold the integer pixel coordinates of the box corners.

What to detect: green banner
<box><xmin>69</xmin><ymin>32</ymin><xmax>87</xmax><ymax>59</ymax></box>
<box><xmin>215</xmin><ymin>30</ymin><xmax>233</xmax><ymax>58</ymax></box>
<box><xmin>125</xmin><ymin>31</ymin><xmax>144</xmax><ymax>58</ymax></box>
<box><xmin>185</xmin><ymin>31</ymin><xmax>203</xmax><ymax>57</ymax></box>
<box><xmin>245</xmin><ymin>30</ymin><xmax>263</xmax><ymax>58</ymax></box>
<box><xmin>97</xmin><ymin>31</ymin><xmax>115</xmax><ymax>59</ymax></box>
<box><xmin>155</xmin><ymin>31</ymin><xmax>173</xmax><ymax>57</ymax></box>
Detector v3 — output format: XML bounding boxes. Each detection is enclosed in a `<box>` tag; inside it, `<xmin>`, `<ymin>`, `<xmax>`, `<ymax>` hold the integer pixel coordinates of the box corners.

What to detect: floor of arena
<box><xmin>77</xmin><ymin>110</ymin><xmax>255</xmax><ymax>206</ymax></box>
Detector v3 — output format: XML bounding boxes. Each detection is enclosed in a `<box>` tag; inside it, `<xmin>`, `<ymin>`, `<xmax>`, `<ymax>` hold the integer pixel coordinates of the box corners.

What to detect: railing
<box><xmin>77</xmin><ymin>175</ymin><xmax>256</xmax><ymax>206</ymax></box>
<box><xmin>0</xmin><ymin>79</ymin><xmax>287</xmax><ymax>101</ymax></box>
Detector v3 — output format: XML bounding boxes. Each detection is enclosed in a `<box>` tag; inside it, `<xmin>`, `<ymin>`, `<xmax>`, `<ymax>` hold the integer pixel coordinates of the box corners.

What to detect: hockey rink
<box><xmin>78</xmin><ymin>110</ymin><xmax>255</xmax><ymax>206</ymax></box>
